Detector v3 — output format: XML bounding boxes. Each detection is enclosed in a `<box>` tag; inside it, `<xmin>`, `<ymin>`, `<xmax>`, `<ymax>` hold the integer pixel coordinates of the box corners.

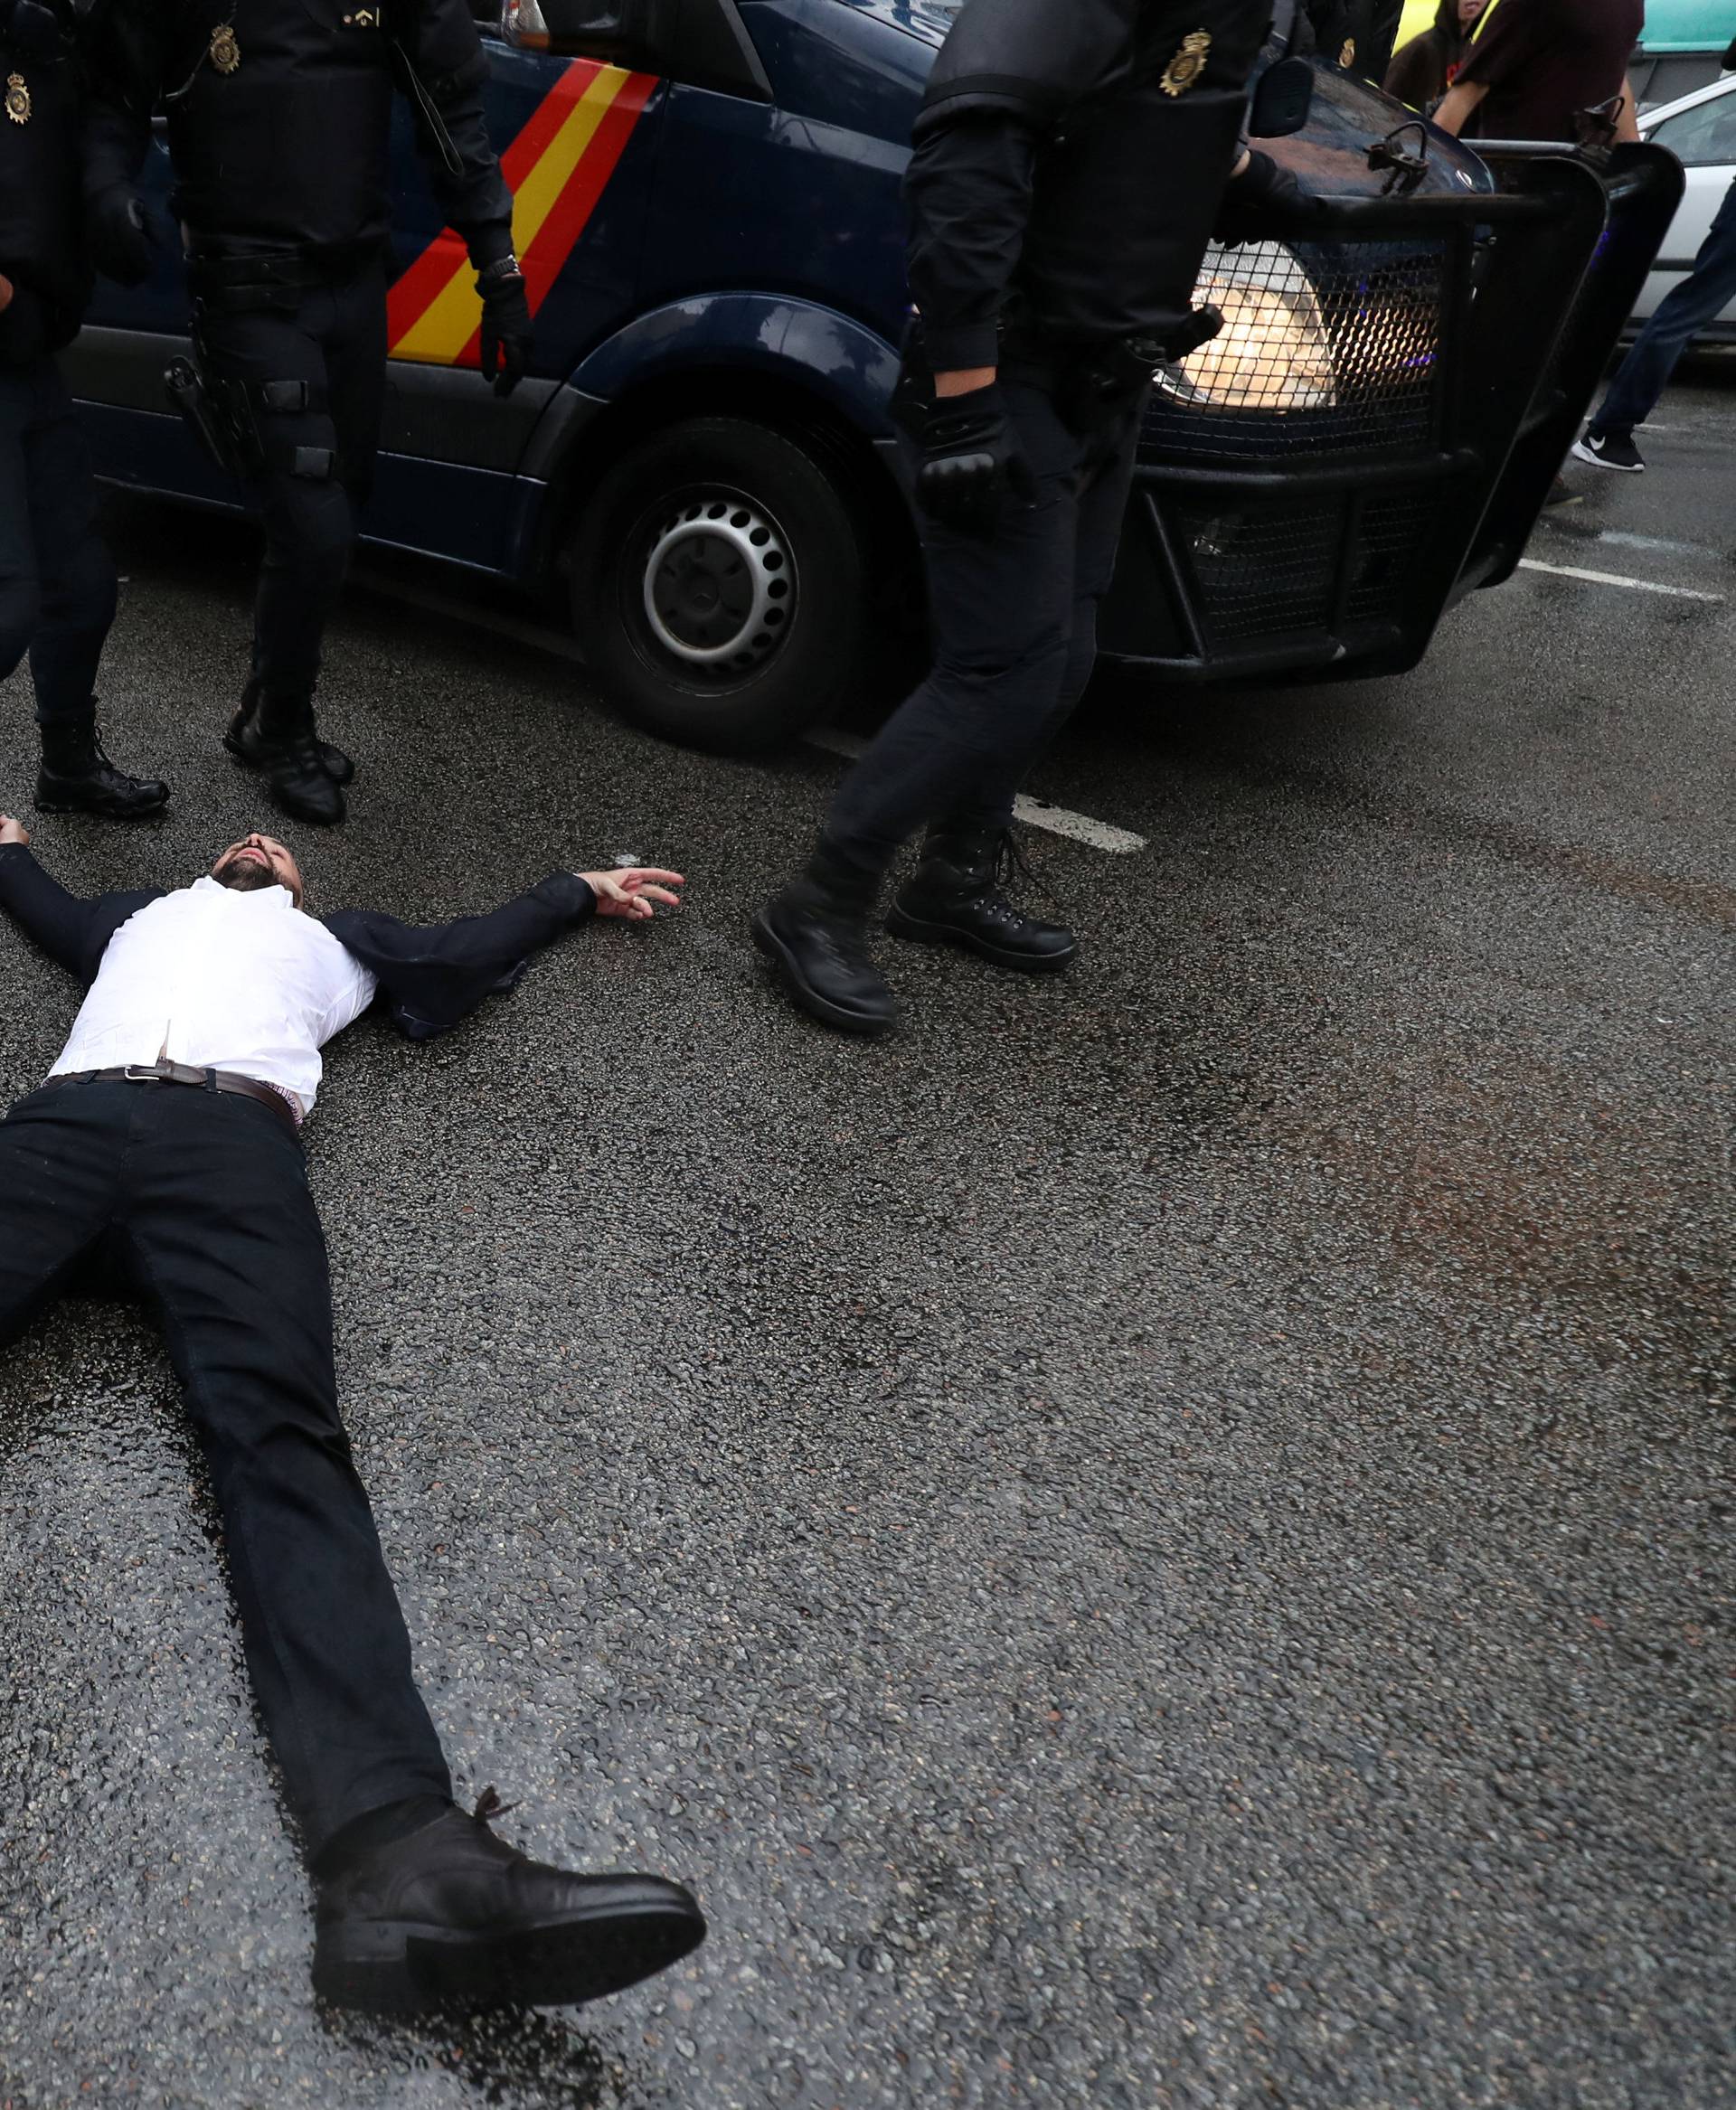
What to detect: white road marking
<box><xmin>1595</xmin><ymin>530</ymin><xmax>1715</xmax><ymax>560</ymax></box>
<box><xmin>802</xmin><ymin>729</ymin><xmax>1148</xmax><ymax>853</ymax></box>
<box><xmin>1517</xmin><ymin>558</ymin><xmax>1723</xmax><ymax>603</ymax></box>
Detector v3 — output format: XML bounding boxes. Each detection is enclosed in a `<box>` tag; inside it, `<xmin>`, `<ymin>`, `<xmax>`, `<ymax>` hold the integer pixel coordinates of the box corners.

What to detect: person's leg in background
<box><xmin>206</xmin><ymin>280</ymin><xmax>363</xmax><ymax>826</ymax></box>
<box><xmin>1577</xmin><ymin>179</ymin><xmax>1736</xmax><ymax>469</ymax></box>
<box><xmin>754</xmin><ymin>381</ymin><xmax>1089</xmax><ymax>1031</ymax></box>
<box><xmin>0</xmin><ymin>363</ymin><xmax>166</xmax><ymax>817</ymax></box>
<box><xmin>227</xmin><ymin>258</ymin><xmax>387</xmax><ymax>805</ymax></box>
<box><xmin>887</xmin><ymin>391</ymin><xmax>1146</xmax><ymax>974</ymax></box>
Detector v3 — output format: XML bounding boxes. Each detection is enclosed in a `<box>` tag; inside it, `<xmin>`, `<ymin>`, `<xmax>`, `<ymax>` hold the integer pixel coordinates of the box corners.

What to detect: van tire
<box><xmin>571</xmin><ymin>416</ymin><xmax>870</xmax><ymax>754</ymax></box>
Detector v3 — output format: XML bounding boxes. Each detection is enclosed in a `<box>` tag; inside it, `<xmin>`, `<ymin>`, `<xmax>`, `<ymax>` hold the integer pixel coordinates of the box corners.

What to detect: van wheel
<box><xmin>571</xmin><ymin>416</ymin><xmax>868</xmax><ymax>753</ymax></box>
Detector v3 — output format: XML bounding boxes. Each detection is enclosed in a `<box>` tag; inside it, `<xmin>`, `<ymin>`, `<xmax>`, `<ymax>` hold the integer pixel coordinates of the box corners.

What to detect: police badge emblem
<box><xmin>1340</xmin><ymin>38</ymin><xmax>1356</xmax><ymax>67</ymax></box>
<box><xmin>4</xmin><ymin>71</ymin><xmax>29</xmax><ymax>125</ymax></box>
<box><xmin>209</xmin><ymin>22</ymin><xmax>241</xmax><ymax>72</ymax></box>
<box><xmin>1161</xmin><ymin>31</ymin><xmax>1212</xmax><ymax>98</ymax></box>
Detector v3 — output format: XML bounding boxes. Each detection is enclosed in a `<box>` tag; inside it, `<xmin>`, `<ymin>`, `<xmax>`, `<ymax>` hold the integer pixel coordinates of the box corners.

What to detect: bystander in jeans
<box><xmin>1574</xmin><ymin>177</ymin><xmax>1736</xmax><ymax>471</ymax></box>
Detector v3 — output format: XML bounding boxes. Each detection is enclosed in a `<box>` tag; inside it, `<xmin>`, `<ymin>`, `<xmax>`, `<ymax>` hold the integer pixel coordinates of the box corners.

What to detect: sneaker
<box><xmin>1571</xmin><ymin>427</ymin><xmax>1644</xmax><ymax>473</ymax></box>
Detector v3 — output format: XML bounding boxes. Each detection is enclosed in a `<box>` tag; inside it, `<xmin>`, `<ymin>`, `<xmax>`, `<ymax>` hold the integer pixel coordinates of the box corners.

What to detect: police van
<box><xmin>65</xmin><ymin>0</ymin><xmax>1680</xmax><ymax>752</ymax></box>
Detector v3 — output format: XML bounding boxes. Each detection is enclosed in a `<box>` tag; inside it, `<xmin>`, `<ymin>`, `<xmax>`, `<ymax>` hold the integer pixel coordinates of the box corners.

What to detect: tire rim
<box><xmin>640</xmin><ymin>494</ymin><xmax>797</xmax><ymax>674</ymax></box>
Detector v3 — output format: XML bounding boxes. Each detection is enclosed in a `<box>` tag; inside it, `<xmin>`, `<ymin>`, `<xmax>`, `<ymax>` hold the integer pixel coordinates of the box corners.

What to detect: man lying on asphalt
<box><xmin>0</xmin><ymin>816</ymin><xmax>703</xmax><ymax>2012</ymax></box>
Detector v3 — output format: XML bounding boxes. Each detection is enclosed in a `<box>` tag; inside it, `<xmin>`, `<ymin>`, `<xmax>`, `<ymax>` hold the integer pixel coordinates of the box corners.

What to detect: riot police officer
<box><xmin>752</xmin><ymin>0</ymin><xmax>1323</xmax><ymax>1035</ymax></box>
<box><xmin>80</xmin><ymin>0</ymin><xmax>533</xmax><ymax>825</ymax></box>
<box><xmin>0</xmin><ymin>0</ymin><xmax>167</xmax><ymax>819</ymax></box>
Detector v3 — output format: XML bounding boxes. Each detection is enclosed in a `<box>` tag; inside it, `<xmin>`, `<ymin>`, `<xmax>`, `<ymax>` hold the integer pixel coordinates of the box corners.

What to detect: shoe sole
<box><xmin>750</xmin><ymin>913</ymin><xmax>896</xmax><ymax>1036</ymax></box>
<box><xmin>33</xmin><ymin>792</ymin><xmax>169</xmax><ymax>819</ymax></box>
<box><xmin>313</xmin><ymin>1898</ymin><xmax>705</xmax><ymax>2014</ymax></box>
<box><xmin>885</xmin><ymin>902</ymin><xmax>1078</xmax><ymax>975</ymax></box>
<box><xmin>1570</xmin><ymin>440</ymin><xmax>1642</xmax><ymax>472</ymax></box>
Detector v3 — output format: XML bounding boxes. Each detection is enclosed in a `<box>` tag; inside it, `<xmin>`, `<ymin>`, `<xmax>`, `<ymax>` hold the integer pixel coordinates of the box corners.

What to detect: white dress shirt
<box><xmin>48</xmin><ymin>877</ymin><xmax>377</xmax><ymax>1118</ymax></box>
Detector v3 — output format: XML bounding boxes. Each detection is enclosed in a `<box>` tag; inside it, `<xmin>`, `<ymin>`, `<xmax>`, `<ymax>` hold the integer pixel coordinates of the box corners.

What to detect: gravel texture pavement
<box><xmin>0</xmin><ymin>364</ymin><xmax>1730</xmax><ymax>2110</ymax></box>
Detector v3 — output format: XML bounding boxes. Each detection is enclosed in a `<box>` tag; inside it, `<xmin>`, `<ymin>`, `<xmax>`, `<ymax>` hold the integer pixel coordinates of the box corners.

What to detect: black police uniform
<box><xmin>0</xmin><ymin>0</ymin><xmax>166</xmax><ymax>815</ymax></box>
<box><xmin>81</xmin><ymin>0</ymin><xmax>531</xmax><ymax>824</ymax></box>
<box><xmin>753</xmin><ymin>0</ymin><xmax>1316</xmax><ymax>1036</ymax></box>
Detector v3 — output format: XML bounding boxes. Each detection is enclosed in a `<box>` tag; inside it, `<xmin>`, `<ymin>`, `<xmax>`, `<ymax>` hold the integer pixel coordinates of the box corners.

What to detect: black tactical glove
<box><xmin>1213</xmin><ymin>148</ymin><xmax>1329</xmax><ymax>248</ymax></box>
<box><xmin>476</xmin><ymin>265</ymin><xmax>532</xmax><ymax>398</ymax></box>
<box><xmin>86</xmin><ymin>185</ymin><xmax>159</xmax><ymax>287</ymax></box>
<box><xmin>915</xmin><ymin>382</ymin><xmax>1035</xmax><ymax>535</ymax></box>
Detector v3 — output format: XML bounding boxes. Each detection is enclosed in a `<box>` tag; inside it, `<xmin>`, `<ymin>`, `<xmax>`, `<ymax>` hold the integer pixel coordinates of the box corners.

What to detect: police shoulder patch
<box><xmin>1161</xmin><ymin>30</ymin><xmax>1212</xmax><ymax>99</ymax></box>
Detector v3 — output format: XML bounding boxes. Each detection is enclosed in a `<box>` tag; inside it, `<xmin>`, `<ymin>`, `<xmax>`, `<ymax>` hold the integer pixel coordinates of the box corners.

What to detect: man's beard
<box><xmin>214</xmin><ymin>853</ymin><xmax>281</xmax><ymax>895</ymax></box>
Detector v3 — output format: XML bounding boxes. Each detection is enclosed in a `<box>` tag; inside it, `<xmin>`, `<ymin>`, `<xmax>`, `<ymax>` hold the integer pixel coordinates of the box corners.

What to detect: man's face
<box><xmin>212</xmin><ymin>833</ymin><xmax>305</xmax><ymax>907</ymax></box>
<box><xmin>1458</xmin><ymin>0</ymin><xmax>1486</xmax><ymax>25</ymax></box>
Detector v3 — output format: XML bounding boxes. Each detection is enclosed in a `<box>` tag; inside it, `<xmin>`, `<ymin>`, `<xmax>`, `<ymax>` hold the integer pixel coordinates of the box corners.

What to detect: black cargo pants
<box><xmin>0</xmin><ymin>355</ymin><xmax>119</xmax><ymax>726</ymax></box>
<box><xmin>826</xmin><ymin>376</ymin><xmax>1146</xmax><ymax>875</ymax></box>
<box><xmin>0</xmin><ymin>1079</ymin><xmax>452</xmax><ymax>1860</ymax></box>
<box><xmin>195</xmin><ymin>255</ymin><xmax>388</xmax><ymax>705</ymax></box>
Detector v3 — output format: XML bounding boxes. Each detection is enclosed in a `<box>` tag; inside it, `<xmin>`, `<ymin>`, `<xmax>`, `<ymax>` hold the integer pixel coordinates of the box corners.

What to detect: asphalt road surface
<box><xmin>1</xmin><ymin>364</ymin><xmax>1731</xmax><ymax>2110</ymax></box>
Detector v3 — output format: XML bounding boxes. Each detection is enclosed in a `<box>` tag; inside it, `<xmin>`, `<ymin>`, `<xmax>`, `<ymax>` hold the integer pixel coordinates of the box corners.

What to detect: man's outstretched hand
<box><xmin>578</xmin><ymin>866</ymin><xmax>684</xmax><ymax>921</ymax></box>
<box><xmin>0</xmin><ymin>815</ymin><xmax>31</xmax><ymax>848</ymax></box>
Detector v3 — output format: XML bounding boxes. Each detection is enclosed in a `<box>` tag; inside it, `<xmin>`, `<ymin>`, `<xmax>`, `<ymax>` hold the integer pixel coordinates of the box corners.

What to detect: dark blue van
<box><xmin>62</xmin><ymin>0</ymin><xmax>1680</xmax><ymax>749</ymax></box>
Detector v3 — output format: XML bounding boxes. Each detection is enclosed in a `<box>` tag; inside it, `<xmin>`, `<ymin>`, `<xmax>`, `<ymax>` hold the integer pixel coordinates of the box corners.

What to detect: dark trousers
<box><xmin>826</xmin><ymin>379</ymin><xmax>1145</xmax><ymax>875</ymax></box>
<box><xmin>198</xmin><ymin>261</ymin><xmax>387</xmax><ymax>703</ymax></box>
<box><xmin>0</xmin><ymin>355</ymin><xmax>118</xmax><ymax>727</ymax></box>
<box><xmin>1595</xmin><ymin>179</ymin><xmax>1736</xmax><ymax>437</ymax></box>
<box><xmin>0</xmin><ymin>1079</ymin><xmax>451</xmax><ymax>1860</ymax></box>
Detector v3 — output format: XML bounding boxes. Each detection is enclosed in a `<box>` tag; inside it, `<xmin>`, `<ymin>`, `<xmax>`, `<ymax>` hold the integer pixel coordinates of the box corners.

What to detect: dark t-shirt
<box><xmin>1456</xmin><ymin>0</ymin><xmax>1644</xmax><ymax>143</ymax></box>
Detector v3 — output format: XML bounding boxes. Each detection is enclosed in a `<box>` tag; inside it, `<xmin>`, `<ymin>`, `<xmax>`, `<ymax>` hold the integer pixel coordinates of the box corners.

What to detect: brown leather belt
<box><xmin>45</xmin><ymin>1060</ymin><xmax>299</xmax><ymax>1136</ymax></box>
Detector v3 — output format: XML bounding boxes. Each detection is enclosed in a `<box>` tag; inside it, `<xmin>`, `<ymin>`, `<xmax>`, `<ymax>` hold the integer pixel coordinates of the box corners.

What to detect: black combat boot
<box><xmin>225</xmin><ymin>676</ymin><xmax>355</xmax><ymax>785</ymax></box>
<box><xmin>34</xmin><ymin>706</ymin><xmax>170</xmax><ymax>818</ymax></box>
<box><xmin>751</xmin><ymin>838</ymin><xmax>896</xmax><ymax>1035</ymax></box>
<box><xmin>886</xmin><ymin>823</ymin><xmax>1078</xmax><ymax>973</ymax></box>
<box><xmin>225</xmin><ymin>685</ymin><xmax>345</xmax><ymax>825</ymax></box>
<box><xmin>312</xmin><ymin>1787</ymin><xmax>706</xmax><ymax>2013</ymax></box>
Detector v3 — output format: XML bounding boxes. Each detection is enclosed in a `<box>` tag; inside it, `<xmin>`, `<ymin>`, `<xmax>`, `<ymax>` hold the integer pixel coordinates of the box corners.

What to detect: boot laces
<box><xmin>992</xmin><ymin>827</ymin><xmax>1050</xmax><ymax>902</ymax></box>
<box><xmin>471</xmin><ymin>1785</ymin><xmax>518</xmax><ymax>1828</ymax></box>
<box><xmin>984</xmin><ymin>828</ymin><xmax>1061</xmax><ymax>927</ymax></box>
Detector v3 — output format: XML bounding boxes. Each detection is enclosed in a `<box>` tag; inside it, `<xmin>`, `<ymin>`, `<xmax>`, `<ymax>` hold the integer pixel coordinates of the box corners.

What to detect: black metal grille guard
<box><xmin>1099</xmin><ymin>145</ymin><xmax>1684</xmax><ymax>680</ymax></box>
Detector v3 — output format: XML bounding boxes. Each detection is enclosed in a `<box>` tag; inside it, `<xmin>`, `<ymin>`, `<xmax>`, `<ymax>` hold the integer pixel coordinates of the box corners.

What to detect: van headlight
<box><xmin>1156</xmin><ymin>241</ymin><xmax>1336</xmax><ymax>414</ymax></box>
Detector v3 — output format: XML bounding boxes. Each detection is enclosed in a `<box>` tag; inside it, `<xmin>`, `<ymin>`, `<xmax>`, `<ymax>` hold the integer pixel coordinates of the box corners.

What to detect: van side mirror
<box><xmin>1250</xmin><ymin>56</ymin><xmax>1314</xmax><ymax>138</ymax></box>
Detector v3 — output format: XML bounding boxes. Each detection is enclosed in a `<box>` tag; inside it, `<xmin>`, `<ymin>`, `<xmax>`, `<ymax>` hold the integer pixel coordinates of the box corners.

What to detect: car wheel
<box><xmin>571</xmin><ymin>415</ymin><xmax>869</xmax><ymax>753</ymax></box>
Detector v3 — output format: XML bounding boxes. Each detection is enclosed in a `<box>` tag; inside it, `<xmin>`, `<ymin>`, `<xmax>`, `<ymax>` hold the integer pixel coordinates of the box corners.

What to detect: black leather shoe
<box><xmin>752</xmin><ymin>846</ymin><xmax>896</xmax><ymax>1035</ymax></box>
<box><xmin>887</xmin><ymin>824</ymin><xmax>1077</xmax><ymax>974</ymax></box>
<box><xmin>34</xmin><ymin>710</ymin><xmax>170</xmax><ymax>819</ymax></box>
<box><xmin>226</xmin><ymin>682</ymin><xmax>355</xmax><ymax>787</ymax></box>
<box><xmin>313</xmin><ymin>1788</ymin><xmax>706</xmax><ymax>2013</ymax></box>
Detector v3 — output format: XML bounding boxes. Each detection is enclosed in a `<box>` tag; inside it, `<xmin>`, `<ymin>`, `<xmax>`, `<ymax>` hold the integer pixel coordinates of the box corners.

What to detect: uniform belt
<box><xmin>43</xmin><ymin>1061</ymin><xmax>299</xmax><ymax>1135</ymax></box>
<box><xmin>184</xmin><ymin>237</ymin><xmax>387</xmax><ymax>294</ymax></box>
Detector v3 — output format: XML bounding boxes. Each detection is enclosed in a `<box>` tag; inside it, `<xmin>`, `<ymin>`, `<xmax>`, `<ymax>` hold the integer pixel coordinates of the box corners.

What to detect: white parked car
<box><xmin>1635</xmin><ymin>72</ymin><xmax>1736</xmax><ymax>337</ymax></box>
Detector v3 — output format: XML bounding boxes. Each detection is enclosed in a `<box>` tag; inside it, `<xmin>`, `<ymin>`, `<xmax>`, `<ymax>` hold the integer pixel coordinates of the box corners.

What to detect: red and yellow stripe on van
<box><xmin>387</xmin><ymin>61</ymin><xmax>658</xmax><ymax>368</ymax></box>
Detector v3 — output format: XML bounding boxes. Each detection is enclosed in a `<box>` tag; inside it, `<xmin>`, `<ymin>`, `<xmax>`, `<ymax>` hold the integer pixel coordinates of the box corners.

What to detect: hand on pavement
<box><xmin>0</xmin><ymin>815</ymin><xmax>32</xmax><ymax>848</ymax></box>
<box><xmin>578</xmin><ymin>866</ymin><xmax>684</xmax><ymax>920</ymax></box>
